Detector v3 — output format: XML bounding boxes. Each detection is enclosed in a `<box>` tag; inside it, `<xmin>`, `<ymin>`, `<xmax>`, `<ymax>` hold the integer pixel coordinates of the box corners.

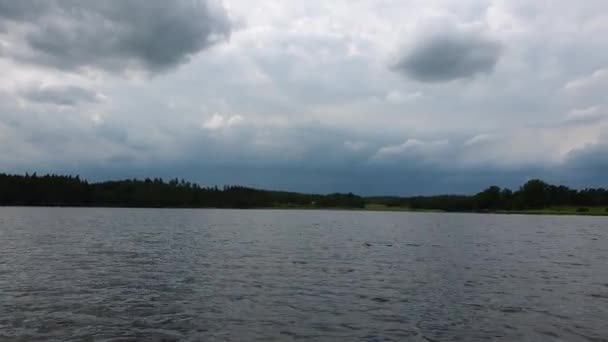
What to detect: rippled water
<box><xmin>1</xmin><ymin>208</ymin><xmax>607</xmax><ymax>341</ymax></box>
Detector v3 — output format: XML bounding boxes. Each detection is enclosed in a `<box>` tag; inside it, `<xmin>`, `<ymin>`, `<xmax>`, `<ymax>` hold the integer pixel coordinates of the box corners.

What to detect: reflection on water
<box><xmin>1</xmin><ymin>208</ymin><xmax>607</xmax><ymax>341</ymax></box>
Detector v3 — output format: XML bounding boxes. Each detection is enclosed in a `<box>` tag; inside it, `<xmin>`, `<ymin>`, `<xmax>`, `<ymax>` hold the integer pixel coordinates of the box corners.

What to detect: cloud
<box><xmin>373</xmin><ymin>139</ymin><xmax>449</xmax><ymax>161</ymax></box>
<box><xmin>2</xmin><ymin>0</ymin><xmax>608</xmax><ymax>195</ymax></box>
<box><xmin>344</xmin><ymin>140</ymin><xmax>367</xmax><ymax>152</ymax></box>
<box><xmin>565</xmin><ymin>106</ymin><xmax>606</xmax><ymax>122</ymax></box>
<box><xmin>393</xmin><ymin>31</ymin><xmax>502</xmax><ymax>82</ymax></box>
<box><xmin>564</xmin><ymin>68</ymin><xmax>608</xmax><ymax>91</ymax></box>
<box><xmin>385</xmin><ymin>90</ymin><xmax>422</xmax><ymax>104</ymax></box>
<box><xmin>22</xmin><ymin>85</ymin><xmax>103</xmax><ymax>106</ymax></box>
<box><xmin>560</xmin><ymin>131</ymin><xmax>608</xmax><ymax>188</ymax></box>
<box><xmin>464</xmin><ymin>133</ymin><xmax>495</xmax><ymax>146</ymax></box>
<box><xmin>0</xmin><ymin>1</ymin><xmax>50</xmax><ymax>21</ymax></box>
<box><xmin>0</xmin><ymin>0</ymin><xmax>231</xmax><ymax>73</ymax></box>
<box><xmin>202</xmin><ymin>113</ymin><xmax>244</xmax><ymax>130</ymax></box>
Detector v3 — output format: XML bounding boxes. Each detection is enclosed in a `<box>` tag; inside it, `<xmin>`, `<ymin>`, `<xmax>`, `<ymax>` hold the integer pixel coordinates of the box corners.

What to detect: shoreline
<box><xmin>1</xmin><ymin>205</ymin><xmax>606</xmax><ymax>217</ymax></box>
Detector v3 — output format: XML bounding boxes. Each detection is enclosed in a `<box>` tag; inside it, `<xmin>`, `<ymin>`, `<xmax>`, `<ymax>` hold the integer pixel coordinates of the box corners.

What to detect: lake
<box><xmin>1</xmin><ymin>207</ymin><xmax>607</xmax><ymax>341</ymax></box>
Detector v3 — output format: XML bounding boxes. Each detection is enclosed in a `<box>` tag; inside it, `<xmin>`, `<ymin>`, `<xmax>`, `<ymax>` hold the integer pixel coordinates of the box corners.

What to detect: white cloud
<box><xmin>565</xmin><ymin>106</ymin><xmax>606</xmax><ymax>122</ymax></box>
<box><xmin>464</xmin><ymin>133</ymin><xmax>495</xmax><ymax>146</ymax></box>
<box><xmin>385</xmin><ymin>90</ymin><xmax>423</xmax><ymax>104</ymax></box>
<box><xmin>202</xmin><ymin>113</ymin><xmax>244</xmax><ymax>130</ymax></box>
<box><xmin>373</xmin><ymin>139</ymin><xmax>449</xmax><ymax>161</ymax></box>
<box><xmin>564</xmin><ymin>68</ymin><xmax>608</xmax><ymax>91</ymax></box>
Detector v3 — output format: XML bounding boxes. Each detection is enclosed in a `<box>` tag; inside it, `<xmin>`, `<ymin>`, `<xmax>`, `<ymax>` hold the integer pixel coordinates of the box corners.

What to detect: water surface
<box><xmin>1</xmin><ymin>208</ymin><xmax>607</xmax><ymax>341</ymax></box>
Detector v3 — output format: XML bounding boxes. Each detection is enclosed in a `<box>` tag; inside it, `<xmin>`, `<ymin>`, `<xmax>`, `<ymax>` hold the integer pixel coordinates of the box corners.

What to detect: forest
<box><xmin>0</xmin><ymin>173</ymin><xmax>364</xmax><ymax>208</ymax></box>
<box><xmin>0</xmin><ymin>173</ymin><xmax>607</xmax><ymax>212</ymax></box>
<box><xmin>368</xmin><ymin>179</ymin><xmax>608</xmax><ymax>212</ymax></box>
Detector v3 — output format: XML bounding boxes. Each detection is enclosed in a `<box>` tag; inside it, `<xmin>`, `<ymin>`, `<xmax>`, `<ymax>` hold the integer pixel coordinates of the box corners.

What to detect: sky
<box><xmin>0</xmin><ymin>0</ymin><xmax>607</xmax><ymax>195</ymax></box>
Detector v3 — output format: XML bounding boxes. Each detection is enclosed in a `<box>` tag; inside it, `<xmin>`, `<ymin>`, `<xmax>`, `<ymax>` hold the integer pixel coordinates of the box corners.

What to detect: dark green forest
<box><xmin>0</xmin><ymin>173</ymin><xmax>365</xmax><ymax>208</ymax></box>
<box><xmin>368</xmin><ymin>179</ymin><xmax>608</xmax><ymax>212</ymax></box>
<box><xmin>0</xmin><ymin>173</ymin><xmax>607</xmax><ymax>212</ymax></box>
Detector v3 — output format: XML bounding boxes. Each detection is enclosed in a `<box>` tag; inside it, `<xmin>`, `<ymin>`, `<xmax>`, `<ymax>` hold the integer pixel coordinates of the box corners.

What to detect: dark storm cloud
<box><xmin>560</xmin><ymin>139</ymin><xmax>608</xmax><ymax>188</ymax></box>
<box><xmin>0</xmin><ymin>1</ymin><xmax>50</xmax><ymax>21</ymax></box>
<box><xmin>23</xmin><ymin>85</ymin><xmax>100</xmax><ymax>106</ymax></box>
<box><xmin>394</xmin><ymin>31</ymin><xmax>502</xmax><ymax>82</ymax></box>
<box><xmin>0</xmin><ymin>0</ymin><xmax>231</xmax><ymax>73</ymax></box>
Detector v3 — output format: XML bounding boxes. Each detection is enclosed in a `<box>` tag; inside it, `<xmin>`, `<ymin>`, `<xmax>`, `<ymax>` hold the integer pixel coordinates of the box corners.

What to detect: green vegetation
<box><xmin>0</xmin><ymin>173</ymin><xmax>364</xmax><ymax>209</ymax></box>
<box><xmin>366</xmin><ymin>179</ymin><xmax>608</xmax><ymax>215</ymax></box>
<box><xmin>0</xmin><ymin>173</ymin><xmax>607</xmax><ymax>215</ymax></box>
<box><xmin>502</xmin><ymin>206</ymin><xmax>608</xmax><ymax>216</ymax></box>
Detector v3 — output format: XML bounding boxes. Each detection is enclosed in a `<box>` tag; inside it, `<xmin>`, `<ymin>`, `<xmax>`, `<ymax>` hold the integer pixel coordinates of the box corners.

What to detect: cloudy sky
<box><xmin>0</xmin><ymin>0</ymin><xmax>607</xmax><ymax>195</ymax></box>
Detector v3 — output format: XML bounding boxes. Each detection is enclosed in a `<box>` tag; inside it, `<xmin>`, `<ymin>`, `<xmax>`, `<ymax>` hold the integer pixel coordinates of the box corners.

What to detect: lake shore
<box><xmin>362</xmin><ymin>204</ymin><xmax>608</xmax><ymax>216</ymax></box>
<box><xmin>2</xmin><ymin>204</ymin><xmax>608</xmax><ymax>216</ymax></box>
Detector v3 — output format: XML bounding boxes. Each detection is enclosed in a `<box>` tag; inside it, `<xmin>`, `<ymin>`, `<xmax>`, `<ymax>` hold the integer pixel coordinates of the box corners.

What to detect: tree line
<box><xmin>370</xmin><ymin>179</ymin><xmax>608</xmax><ymax>211</ymax></box>
<box><xmin>1</xmin><ymin>173</ymin><xmax>606</xmax><ymax>211</ymax></box>
<box><xmin>0</xmin><ymin>173</ymin><xmax>364</xmax><ymax>208</ymax></box>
